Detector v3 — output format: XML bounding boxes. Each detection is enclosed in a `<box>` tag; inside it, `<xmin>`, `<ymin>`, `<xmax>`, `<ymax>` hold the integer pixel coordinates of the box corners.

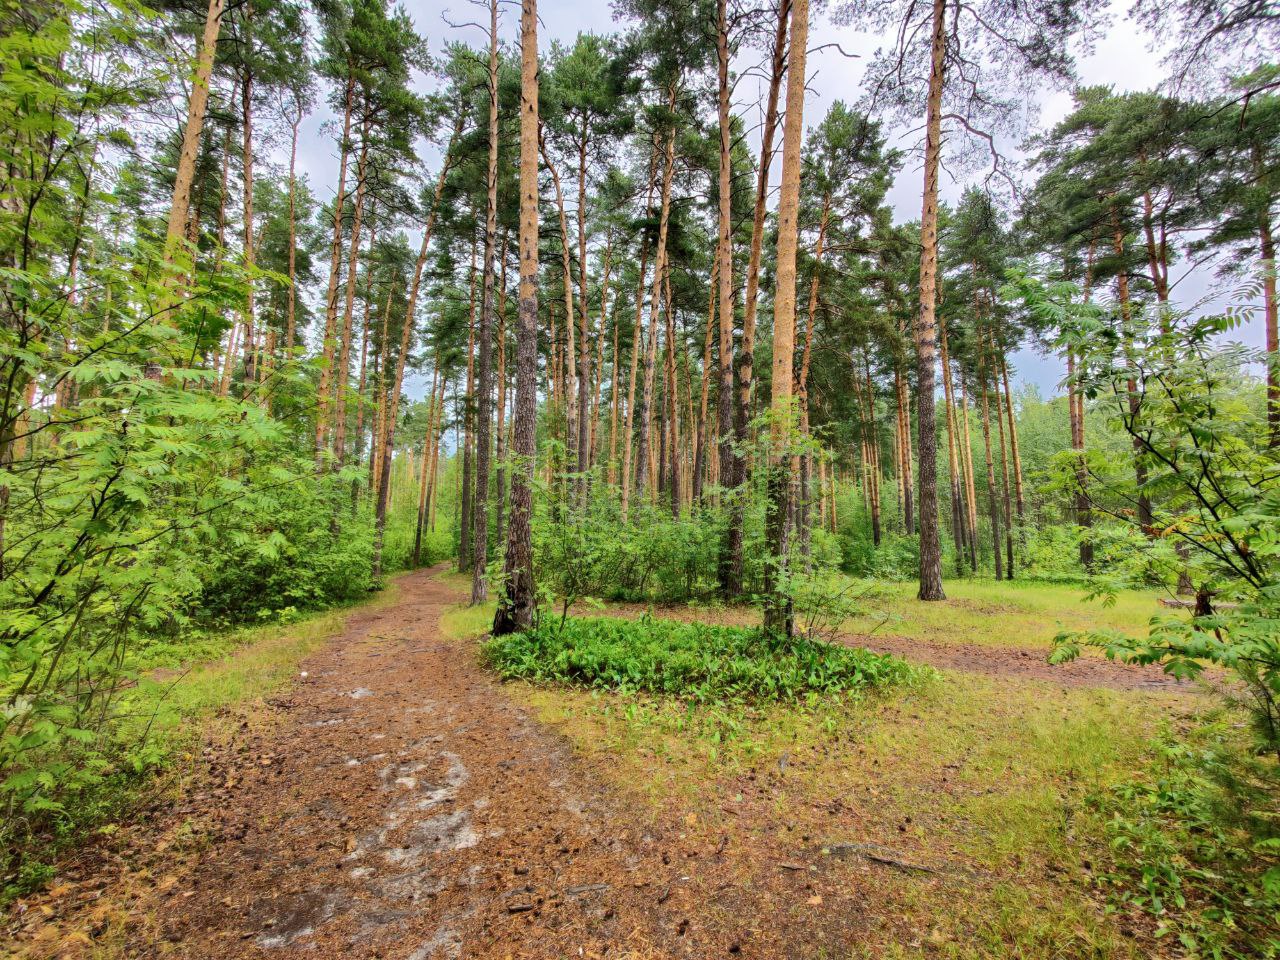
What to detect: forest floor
<box><xmin>5</xmin><ymin>568</ymin><xmax>1205</xmax><ymax>960</ymax></box>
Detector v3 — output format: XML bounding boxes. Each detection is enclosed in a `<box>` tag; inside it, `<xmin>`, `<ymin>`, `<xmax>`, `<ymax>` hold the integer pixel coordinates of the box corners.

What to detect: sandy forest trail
<box><xmin>9</xmin><ymin>568</ymin><xmax>1188</xmax><ymax>960</ymax></box>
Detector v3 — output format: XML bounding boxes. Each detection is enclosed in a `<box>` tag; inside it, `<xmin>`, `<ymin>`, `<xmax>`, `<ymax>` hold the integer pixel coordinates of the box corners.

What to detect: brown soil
<box><xmin>5</xmin><ymin>568</ymin><xmax>1174</xmax><ymax>960</ymax></box>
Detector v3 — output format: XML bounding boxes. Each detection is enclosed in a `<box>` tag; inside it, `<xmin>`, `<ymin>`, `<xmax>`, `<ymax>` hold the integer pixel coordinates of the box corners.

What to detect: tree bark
<box><xmin>763</xmin><ymin>0</ymin><xmax>808</xmax><ymax>637</ymax></box>
<box><xmin>163</xmin><ymin>0</ymin><xmax>227</xmax><ymax>264</ymax></box>
<box><xmin>316</xmin><ymin>72</ymin><xmax>356</xmax><ymax>468</ymax></box>
<box><xmin>332</xmin><ymin>128</ymin><xmax>370</xmax><ymax>469</ymax></box>
<box><xmin>494</xmin><ymin>0</ymin><xmax>540</xmax><ymax>635</ymax></box>
<box><xmin>619</xmin><ymin>143</ymin><xmax>659</xmax><ymax>517</ymax></box>
<box><xmin>728</xmin><ymin>0</ymin><xmax>789</xmax><ymax>596</ymax></box>
<box><xmin>472</xmin><ymin>0</ymin><xmax>499</xmax><ymax>604</ymax></box>
<box><xmin>633</xmin><ymin>114</ymin><xmax>676</xmax><ymax>502</ymax></box>
<box><xmin>914</xmin><ymin>0</ymin><xmax>947</xmax><ymax>601</ymax></box>
<box><xmin>1112</xmin><ymin>209</ymin><xmax>1153</xmax><ymax>532</ymax></box>
<box><xmin>978</xmin><ymin>351</ymin><xmax>1003</xmax><ymax>580</ymax></box>
<box><xmin>714</xmin><ymin>0</ymin><xmax>736</xmax><ymax>524</ymax></box>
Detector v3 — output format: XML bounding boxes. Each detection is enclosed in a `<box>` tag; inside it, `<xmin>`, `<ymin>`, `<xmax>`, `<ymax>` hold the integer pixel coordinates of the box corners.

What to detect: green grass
<box><xmin>482</xmin><ymin>615</ymin><xmax>925</xmax><ymax>703</ymax></box>
<box><xmin>840</xmin><ymin>577</ymin><xmax>1159</xmax><ymax>649</ymax></box>
<box><xmin>119</xmin><ymin>580</ymin><xmax>402</xmax><ymax>744</ymax></box>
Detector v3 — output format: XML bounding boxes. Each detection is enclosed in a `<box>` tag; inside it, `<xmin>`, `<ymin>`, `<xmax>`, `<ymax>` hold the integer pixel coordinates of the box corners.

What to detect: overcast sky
<box><xmin>289</xmin><ymin>0</ymin><xmax>1265</xmax><ymax>400</ymax></box>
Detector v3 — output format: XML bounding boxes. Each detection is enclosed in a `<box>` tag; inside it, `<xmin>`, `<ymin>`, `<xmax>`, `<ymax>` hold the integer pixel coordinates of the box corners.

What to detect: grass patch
<box><xmin>482</xmin><ymin>615</ymin><xmax>925</xmax><ymax>703</ymax></box>
<box><xmin>841</xmin><ymin>577</ymin><xmax>1158</xmax><ymax>649</ymax></box>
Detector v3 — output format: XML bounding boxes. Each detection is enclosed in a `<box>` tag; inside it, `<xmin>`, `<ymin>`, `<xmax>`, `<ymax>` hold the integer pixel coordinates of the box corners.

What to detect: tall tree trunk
<box><xmin>633</xmin><ymin>115</ymin><xmax>676</xmax><ymax>502</ymax></box>
<box><xmin>795</xmin><ymin>201</ymin><xmax>827</xmax><ymax>562</ymax></box>
<box><xmin>958</xmin><ymin>372</ymin><xmax>980</xmax><ymax>571</ymax></box>
<box><xmin>472</xmin><ymin>0</ymin><xmax>499</xmax><ymax>604</ymax></box>
<box><xmin>714</xmin><ymin>0</ymin><xmax>736</xmax><ymax>530</ymax></box>
<box><xmin>575</xmin><ymin>122</ymin><xmax>592</xmax><ymax>489</ymax></box>
<box><xmin>1112</xmin><ymin>209</ymin><xmax>1153</xmax><ymax>532</ymax></box>
<box><xmin>895</xmin><ymin>367</ymin><xmax>915</xmax><ymax>536</ymax></box>
<box><xmin>999</xmin><ymin>351</ymin><xmax>1025</xmax><ymax>518</ymax></box>
<box><xmin>1259</xmin><ymin>160</ymin><xmax>1279</xmax><ymax>446</ymax></box>
<box><xmin>914</xmin><ymin>0</ymin><xmax>947</xmax><ymax>601</ymax></box>
<box><xmin>495</xmin><ymin>234</ymin><xmax>510</xmax><ymax>550</ymax></box>
<box><xmin>939</xmin><ymin>315</ymin><xmax>965</xmax><ymax>575</ymax></box>
<box><xmin>542</xmin><ymin>138</ymin><xmax>578</xmax><ymax>486</ymax></box>
<box><xmin>763</xmin><ymin>0</ymin><xmax>808</xmax><ymax>636</ymax></box>
<box><xmin>316</xmin><ymin>72</ymin><xmax>356</xmax><ymax>468</ymax></box>
<box><xmin>620</xmin><ymin>143</ymin><xmax>659</xmax><ymax>519</ymax></box>
<box><xmin>663</xmin><ymin>267</ymin><xmax>680</xmax><ymax>517</ymax></box>
<box><xmin>494</xmin><ymin>0</ymin><xmax>540</xmax><ymax>635</ymax></box>
<box><xmin>695</xmin><ymin>251</ymin><xmax>718</xmax><ymax>504</ymax></box>
<box><xmin>239</xmin><ymin>29</ymin><xmax>256</xmax><ymax>389</ymax></box>
<box><xmin>333</xmin><ymin>128</ymin><xmax>370</xmax><ymax>468</ymax></box>
<box><xmin>729</xmin><ymin>0</ymin><xmax>789</xmax><ymax>595</ymax></box>
<box><xmin>459</xmin><ymin>240</ymin><xmax>478</xmax><ymax>572</ymax></box>
<box><xmin>978</xmin><ymin>351</ymin><xmax>1003</xmax><ymax>580</ymax></box>
<box><xmin>163</xmin><ymin>0</ymin><xmax>227</xmax><ymax>264</ymax></box>
<box><xmin>991</xmin><ymin>337</ymin><xmax>1014</xmax><ymax>579</ymax></box>
<box><xmin>413</xmin><ymin>364</ymin><xmax>441</xmax><ymax>567</ymax></box>
<box><xmin>285</xmin><ymin>99</ymin><xmax>301</xmax><ymax>356</ymax></box>
<box><xmin>372</xmin><ymin>137</ymin><xmax>455</xmax><ymax>578</ymax></box>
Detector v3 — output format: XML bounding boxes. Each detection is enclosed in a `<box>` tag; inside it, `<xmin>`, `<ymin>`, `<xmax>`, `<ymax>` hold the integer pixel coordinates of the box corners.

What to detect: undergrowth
<box><xmin>482</xmin><ymin>615</ymin><xmax>925</xmax><ymax>703</ymax></box>
<box><xmin>1092</xmin><ymin>719</ymin><xmax>1280</xmax><ymax>959</ymax></box>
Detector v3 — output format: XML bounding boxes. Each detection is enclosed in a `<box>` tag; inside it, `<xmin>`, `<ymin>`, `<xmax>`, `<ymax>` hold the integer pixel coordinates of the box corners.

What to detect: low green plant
<box><xmin>1092</xmin><ymin>724</ymin><xmax>1280</xmax><ymax>958</ymax></box>
<box><xmin>482</xmin><ymin>615</ymin><xmax>924</xmax><ymax>704</ymax></box>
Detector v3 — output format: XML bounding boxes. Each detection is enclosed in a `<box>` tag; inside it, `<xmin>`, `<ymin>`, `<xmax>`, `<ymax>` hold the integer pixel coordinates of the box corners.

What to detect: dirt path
<box><xmin>851</xmin><ymin>634</ymin><xmax>1189</xmax><ymax>691</ymax></box>
<box><xmin>8</xmin><ymin>569</ymin><xmax>1183</xmax><ymax>960</ymax></box>
<box><xmin>10</xmin><ymin>567</ymin><xmax>798</xmax><ymax>959</ymax></box>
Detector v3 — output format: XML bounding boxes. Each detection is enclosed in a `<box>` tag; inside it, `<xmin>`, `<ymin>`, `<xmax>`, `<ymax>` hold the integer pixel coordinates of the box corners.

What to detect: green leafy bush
<box><xmin>482</xmin><ymin>615</ymin><xmax>923</xmax><ymax>703</ymax></box>
<box><xmin>1094</xmin><ymin>727</ymin><xmax>1280</xmax><ymax>958</ymax></box>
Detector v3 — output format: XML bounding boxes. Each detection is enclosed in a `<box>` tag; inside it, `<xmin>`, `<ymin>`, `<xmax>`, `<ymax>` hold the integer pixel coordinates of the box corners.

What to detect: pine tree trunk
<box><xmin>495</xmin><ymin>234</ymin><xmax>510</xmax><ymax>550</ymax></box>
<box><xmin>541</xmin><ymin>139</ymin><xmax>578</xmax><ymax>486</ymax></box>
<box><xmin>1259</xmin><ymin>173</ymin><xmax>1279</xmax><ymax>446</ymax></box>
<box><xmin>285</xmin><ymin>102</ymin><xmax>301</xmax><ymax>356</ymax></box>
<box><xmin>663</xmin><ymin>268</ymin><xmax>680</xmax><ymax>517</ymax></box>
<box><xmin>333</xmin><ymin>129</ymin><xmax>370</xmax><ymax>469</ymax></box>
<box><xmin>939</xmin><ymin>315</ymin><xmax>965</xmax><ymax>575</ymax></box>
<box><xmin>494</xmin><ymin>0</ymin><xmax>540</xmax><ymax>635</ymax></box>
<box><xmin>576</xmin><ymin>124</ymin><xmax>592</xmax><ymax>491</ymax></box>
<box><xmin>634</xmin><ymin>116</ymin><xmax>676</xmax><ymax>502</ymax></box>
<box><xmin>316</xmin><ymin>72</ymin><xmax>356</xmax><ymax>468</ymax></box>
<box><xmin>373</xmin><ymin>134</ymin><xmax>455</xmax><ymax>578</ymax></box>
<box><xmin>414</xmin><ymin>364</ymin><xmax>441</xmax><ymax>567</ymax></box>
<box><xmin>991</xmin><ymin>339</ymin><xmax>1014</xmax><ymax>580</ymax></box>
<box><xmin>459</xmin><ymin>241</ymin><xmax>478</xmax><ymax>572</ymax></box>
<box><xmin>978</xmin><ymin>352</ymin><xmax>1003</xmax><ymax>580</ymax></box>
<box><xmin>1112</xmin><ymin>211</ymin><xmax>1153</xmax><ymax>532</ymax></box>
<box><xmin>763</xmin><ymin>0</ymin><xmax>808</xmax><ymax>636</ymax></box>
<box><xmin>895</xmin><ymin>367</ymin><xmax>915</xmax><ymax>536</ymax></box>
<box><xmin>472</xmin><ymin>0</ymin><xmax>499</xmax><ymax>604</ymax></box>
<box><xmin>239</xmin><ymin>30</ymin><xmax>256</xmax><ymax>390</ymax></box>
<box><xmin>913</xmin><ymin>0</ymin><xmax>947</xmax><ymax>601</ymax></box>
<box><xmin>729</xmin><ymin>0</ymin><xmax>789</xmax><ymax>596</ymax></box>
<box><xmin>714</xmin><ymin>0</ymin><xmax>736</xmax><ymax>528</ymax></box>
<box><xmin>695</xmin><ymin>252</ymin><xmax>718</xmax><ymax>505</ymax></box>
<box><xmin>999</xmin><ymin>351</ymin><xmax>1025</xmax><ymax>517</ymax></box>
<box><xmin>619</xmin><ymin>144</ymin><xmax>658</xmax><ymax>518</ymax></box>
<box><xmin>958</xmin><ymin>373</ymin><xmax>980</xmax><ymax>571</ymax></box>
<box><xmin>164</xmin><ymin>0</ymin><xmax>227</xmax><ymax>264</ymax></box>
